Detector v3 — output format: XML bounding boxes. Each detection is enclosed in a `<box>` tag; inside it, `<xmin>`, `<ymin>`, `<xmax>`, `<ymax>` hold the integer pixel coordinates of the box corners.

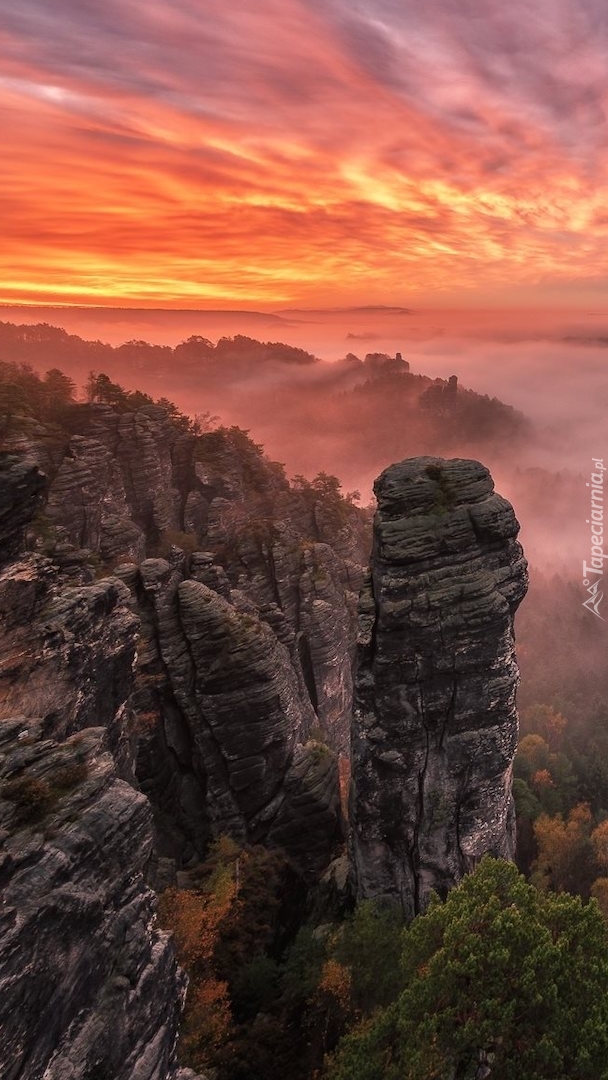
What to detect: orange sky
<box><xmin>2</xmin><ymin>0</ymin><xmax>608</xmax><ymax>309</ymax></box>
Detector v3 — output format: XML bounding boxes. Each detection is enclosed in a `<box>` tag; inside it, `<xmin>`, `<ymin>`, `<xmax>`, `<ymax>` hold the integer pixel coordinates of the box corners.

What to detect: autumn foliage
<box><xmin>158</xmin><ymin>836</ymin><xmax>308</xmax><ymax>1075</ymax></box>
<box><xmin>157</xmin><ymin>839</ymin><xmax>240</xmax><ymax>1069</ymax></box>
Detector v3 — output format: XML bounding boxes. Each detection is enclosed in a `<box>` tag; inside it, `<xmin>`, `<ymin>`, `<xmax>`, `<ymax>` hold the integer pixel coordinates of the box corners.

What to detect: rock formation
<box><xmin>350</xmin><ymin>457</ymin><xmax>528</xmax><ymax>916</ymax></box>
<box><xmin>1</xmin><ymin>408</ymin><xmax>360</xmax><ymax>876</ymax></box>
<box><xmin>0</xmin><ymin>456</ymin><xmax>193</xmax><ymax>1079</ymax></box>
<box><xmin>0</xmin><ymin>386</ymin><xmax>364</xmax><ymax>1075</ymax></box>
<box><xmin>3</xmin><ymin>405</ymin><xmax>364</xmax><ymax>759</ymax></box>
<box><xmin>1</xmin><ymin>386</ymin><xmax>533</xmax><ymax>1075</ymax></box>
<box><xmin>0</xmin><ymin>393</ymin><xmax>360</xmax><ymax>1076</ymax></box>
<box><xmin>0</xmin><ymin>453</ymin><xmax>45</xmax><ymax>566</ymax></box>
<box><xmin>127</xmin><ymin>555</ymin><xmax>341</xmax><ymax>877</ymax></box>
<box><xmin>0</xmin><ymin>718</ymin><xmax>188</xmax><ymax>1080</ymax></box>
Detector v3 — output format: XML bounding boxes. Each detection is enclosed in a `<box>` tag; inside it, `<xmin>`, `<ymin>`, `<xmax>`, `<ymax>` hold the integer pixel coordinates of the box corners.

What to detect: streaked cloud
<box><xmin>1</xmin><ymin>0</ymin><xmax>608</xmax><ymax>306</ymax></box>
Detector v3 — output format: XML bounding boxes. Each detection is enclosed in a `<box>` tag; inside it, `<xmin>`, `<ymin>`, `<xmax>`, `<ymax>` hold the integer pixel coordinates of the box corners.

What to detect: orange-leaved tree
<box><xmin>158</xmin><ymin>839</ymin><xmax>239</xmax><ymax>1068</ymax></box>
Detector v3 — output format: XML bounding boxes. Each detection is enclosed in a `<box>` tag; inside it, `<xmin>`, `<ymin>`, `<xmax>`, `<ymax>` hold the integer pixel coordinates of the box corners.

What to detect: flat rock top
<box><xmin>375</xmin><ymin>457</ymin><xmax>493</xmax><ymax>517</ymax></box>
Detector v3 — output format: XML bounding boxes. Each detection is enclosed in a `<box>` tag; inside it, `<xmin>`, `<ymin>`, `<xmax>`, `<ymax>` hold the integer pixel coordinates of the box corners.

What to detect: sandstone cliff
<box><xmin>1</xmin><ymin>455</ymin><xmax>195</xmax><ymax>1079</ymax></box>
<box><xmin>0</xmin><ymin>718</ymin><xmax>189</xmax><ymax>1080</ymax></box>
<box><xmin>1</xmin><ymin>407</ymin><xmax>362</xmax><ymax>876</ymax></box>
<box><xmin>3</xmin><ymin>405</ymin><xmax>364</xmax><ymax>760</ymax></box>
<box><xmin>1</xmin><ymin>396</ymin><xmax>533</xmax><ymax>1076</ymax></box>
<box><xmin>124</xmin><ymin>555</ymin><xmax>341</xmax><ymax>876</ymax></box>
<box><xmin>0</xmin><ymin>405</ymin><xmax>357</xmax><ymax>1077</ymax></box>
<box><xmin>350</xmin><ymin>457</ymin><xmax>528</xmax><ymax>916</ymax></box>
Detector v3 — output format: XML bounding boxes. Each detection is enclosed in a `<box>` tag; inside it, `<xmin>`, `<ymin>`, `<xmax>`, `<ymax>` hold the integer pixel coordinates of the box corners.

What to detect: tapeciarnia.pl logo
<box><xmin>582</xmin><ymin>458</ymin><xmax>605</xmax><ymax>620</ymax></box>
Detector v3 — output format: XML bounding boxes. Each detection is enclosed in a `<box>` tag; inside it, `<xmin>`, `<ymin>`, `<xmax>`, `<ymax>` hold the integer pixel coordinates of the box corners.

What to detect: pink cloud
<box><xmin>1</xmin><ymin>0</ymin><xmax>608</xmax><ymax>306</ymax></box>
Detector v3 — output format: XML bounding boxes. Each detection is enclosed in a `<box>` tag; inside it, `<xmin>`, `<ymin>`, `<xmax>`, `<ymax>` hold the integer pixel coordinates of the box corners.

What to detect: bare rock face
<box><xmin>127</xmin><ymin>557</ymin><xmax>342</xmax><ymax>878</ymax></box>
<box><xmin>0</xmin><ymin>554</ymin><xmax>139</xmax><ymax>776</ymax></box>
<box><xmin>350</xmin><ymin>457</ymin><xmax>528</xmax><ymax>916</ymax></box>
<box><xmin>0</xmin><ymin>718</ymin><xmax>186</xmax><ymax>1080</ymax></box>
<box><xmin>0</xmin><ymin>454</ymin><xmax>45</xmax><ymax>567</ymax></box>
<box><xmin>7</xmin><ymin>407</ymin><xmax>366</xmax><ymax>758</ymax></box>
<box><xmin>43</xmin><ymin>404</ymin><xmax>184</xmax><ymax>561</ymax></box>
<box><xmin>0</xmin><ymin>457</ymin><xmax>206</xmax><ymax>1079</ymax></box>
<box><xmin>2</xmin><ymin>408</ymin><xmax>363</xmax><ymax>878</ymax></box>
<box><xmin>0</xmin><ymin>459</ymin><xmax>188</xmax><ymax>1078</ymax></box>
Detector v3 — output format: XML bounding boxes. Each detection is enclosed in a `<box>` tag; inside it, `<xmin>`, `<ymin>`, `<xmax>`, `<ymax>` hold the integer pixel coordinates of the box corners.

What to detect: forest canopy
<box><xmin>326</xmin><ymin>857</ymin><xmax>608</xmax><ymax>1080</ymax></box>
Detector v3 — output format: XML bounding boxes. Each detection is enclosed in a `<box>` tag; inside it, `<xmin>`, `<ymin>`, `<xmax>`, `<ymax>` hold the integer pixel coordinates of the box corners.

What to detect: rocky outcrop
<box><xmin>1</xmin><ymin>406</ymin><xmax>356</xmax><ymax>876</ymax></box>
<box><xmin>124</xmin><ymin>556</ymin><xmax>341</xmax><ymax>877</ymax></box>
<box><xmin>0</xmin><ymin>552</ymin><xmax>139</xmax><ymax>776</ymax></box>
<box><xmin>43</xmin><ymin>404</ymin><xmax>186</xmax><ymax>560</ymax></box>
<box><xmin>0</xmin><ymin>718</ymin><xmax>187</xmax><ymax>1080</ymax></box>
<box><xmin>0</xmin><ymin>454</ymin><xmax>45</xmax><ymax>567</ymax></box>
<box><xmin>1</xmin><ymin>405</ymin><xmax>365</xmax><ymax>875</ymax></box>
<box><xmin>4</xmin><ymin>407</ymin><xmax>366</xmax><ymax>758</ymax></box>
<box><xmin>214</xmin><ymin>527</ymin><xmax>356</xmax><ymax>756</ymax></box>
<box><xmin>350</xmin><ymin>457</ymin><xmax>528</xmax><ymax>917</ymax></box>
<box><xmin>0</xmin><ymin>404</ymin><xmax>356</xmax><ymax>1076</ymax></box>
<box><xmin>0</xmin><ymin>460</ymin><xmax>204</xmax><ymax>1079</ymax></box>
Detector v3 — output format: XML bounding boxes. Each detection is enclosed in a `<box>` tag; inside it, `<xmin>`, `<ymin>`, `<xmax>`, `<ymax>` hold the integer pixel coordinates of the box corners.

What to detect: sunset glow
<box><xmin>2</xmin><ymin>0</ymin><xmax>608</xmax><ymax>308</ymax></box>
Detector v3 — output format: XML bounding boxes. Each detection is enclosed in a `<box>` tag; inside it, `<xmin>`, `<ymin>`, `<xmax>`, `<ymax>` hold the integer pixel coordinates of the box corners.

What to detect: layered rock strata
<box><xmin>0</xmin><ymin>411</ymin><xmax>354</xmax><ymax>1075</ymax></box>
<box><xmin>0</xmin><ymin>718</ymin><xmax>187</xmax><ymax>1080</ymax></box>
<box><xmin>350</xmin><ymin>457</ymin><xmax>528</xmax><ymax>916</ymax></box>
<box><xmin>0</xmin><ymin>453</ymin><xmax>45</xmax><ymax>567</ymax></box>
<box><xmin>0</xmin><ymin>451</ymin><xmax>343</xmax><ymax>878</ymax></box>
<box><xmin>124</xmin><ymin>556</ymin><xmax>341</xmax><ymax>877</ymax></box>
<box><xmin>4</xmin><ymin>406</ymin><xmax>365</xmax><ymax>755</ymax></box>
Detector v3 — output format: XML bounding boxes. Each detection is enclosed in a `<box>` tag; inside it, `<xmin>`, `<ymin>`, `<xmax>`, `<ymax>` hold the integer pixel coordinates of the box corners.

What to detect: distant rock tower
<box><xmin>350</xmin><ymin>457</ymin><xmax>528</xmax><ymax>916</ymax></box>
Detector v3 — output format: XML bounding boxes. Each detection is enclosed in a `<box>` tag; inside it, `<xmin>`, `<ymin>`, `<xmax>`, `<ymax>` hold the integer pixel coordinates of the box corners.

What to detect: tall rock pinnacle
<box><xmin>350</xmin><ymin>457</ymin><xmax>528</xmax><ymax>916</ymax></box>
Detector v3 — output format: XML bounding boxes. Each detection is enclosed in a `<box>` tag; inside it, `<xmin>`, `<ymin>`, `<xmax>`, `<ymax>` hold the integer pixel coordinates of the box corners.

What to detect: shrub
<box><xmin>2</xmin><ymin>775</ymin><xmax>54</xmax><ymax>821</ymax></box>
<box><xmin>2</xmin><ymin>761</ymin><xmax>88</xmax><ymax>823</ymax></box>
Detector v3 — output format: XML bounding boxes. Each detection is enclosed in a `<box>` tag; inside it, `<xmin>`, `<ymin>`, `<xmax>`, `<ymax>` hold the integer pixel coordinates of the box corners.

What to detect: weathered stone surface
<box><xmin>45</xmin><ymin>435</ymin><xmax>113</xmax><ymax>550</ymax></box>
<box><xmin>265</xmin><ymin>741</ymin><xmax>342</xmax><ymax>875</ymax></box>
<box><xmin>177</xmin><ymin>578</ymin><xmax>310</xmax><ymax>821</ymax></box>
<box><xmin>350</xmin><ymin>457</ymin><xmax>528</xmax><ymax>916</ymax></box>
<box><xmin>0</xmin><ymin>718</ymin><xmax>186</xmax><ymax>1080</ymax></box>
<box><xmin>0</xmin><ymin>454</ymin><xmax>45</xmax><ymax>567</ymax></box>
<box><xmin>205</xmin><ymin>502</ymin><xmax>359</xmax><ymax>754</ymax></box>
<box><xmin>10</xmin><ymin>403</ymin><xmax>188</xmax><ymax>561</ymax></box>
<box><xmin>0</xmin><ymin>558</ymin><xmax>139</xmax><ymax>775</ymax></box>
<box><xmin>0</xmin><ymin>418</ymin><xmax>360</xmax><ymax>1075</ymax></box>
<box><xmin>130</xmin><ymin>564</ymin><xmax>341</xmax><ymax>877</ymax></box>
<box><xmin>10</xmin><ymin>406</ymin><xmax>366</xmax><ymax>759</ymax></box>
<box><xmin>114</xmin><ymin>408</ymin><xmax>184</xmax><ymax>537</ymax></box>
<box><xmin>296</xmin><ymin>543</ymin><xmax>356</xmax><ymax>752</ymax></box>
<box><xmin>1</xmin><ymin>417</ymin><xmax>69</xmax><ymax>483</ymax></box>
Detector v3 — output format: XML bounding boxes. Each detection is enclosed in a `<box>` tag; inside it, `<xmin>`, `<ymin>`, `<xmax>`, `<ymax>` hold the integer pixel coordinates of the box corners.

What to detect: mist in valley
<box><xmin>1</xmin><ymin>304</ymin><xmax>605</xmax><ymax>681</ymax></box>
<box><xmin>3</xmin><ymin>302</ymin><xmax>608</xmax><ymax>1007</ymax></box>
<box><xmin>1</xmin><ymin>303</ymin><xmax>603</xmax><ymax>573</ymax></box>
